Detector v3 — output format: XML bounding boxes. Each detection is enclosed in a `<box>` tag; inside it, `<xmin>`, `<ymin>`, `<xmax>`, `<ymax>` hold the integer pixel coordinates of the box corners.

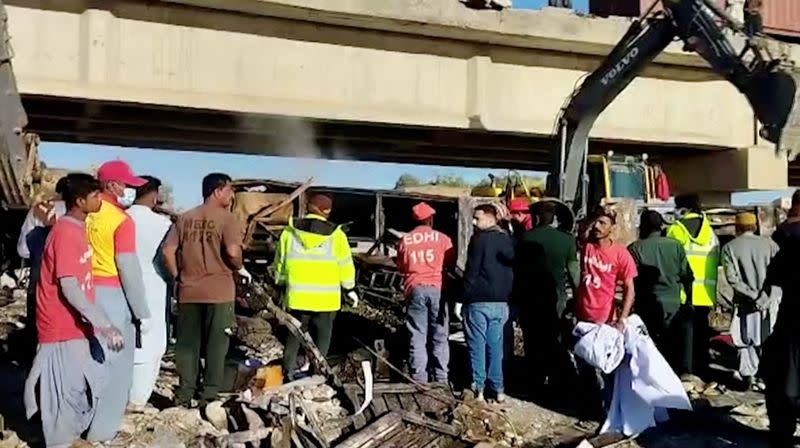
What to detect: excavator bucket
<box><xmin>747</xmin><ymin>68</ymin><xmax>800</xmax><ymax>161</ymax></box>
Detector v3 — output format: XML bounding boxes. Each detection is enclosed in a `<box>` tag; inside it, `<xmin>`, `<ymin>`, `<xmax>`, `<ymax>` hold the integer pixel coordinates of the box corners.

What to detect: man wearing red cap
<box><xmin>508</xmin><ymin>198</ymin><xmax>532</xmax><ymax>235</ymax></box>
<box><xmin>85</xmin><ymin>160</ymin><xmax>151</xmax><ymax>441</ymax></box>
<box><xmin>396</xmin><ymin>202</ymin><xmax>454</xmax><ymax>384</ymax></box>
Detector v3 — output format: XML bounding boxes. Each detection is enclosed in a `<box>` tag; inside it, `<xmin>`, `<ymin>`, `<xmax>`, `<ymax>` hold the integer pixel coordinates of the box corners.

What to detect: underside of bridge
<box><xmin>789</xmin><ymin>162</ymin><xmax>800</xmax><ymax>186</ymax></box>
<box><xmin>22</xmin><ymin>95</ymin><xmax>705</xmax><ymax>174</ymax></box>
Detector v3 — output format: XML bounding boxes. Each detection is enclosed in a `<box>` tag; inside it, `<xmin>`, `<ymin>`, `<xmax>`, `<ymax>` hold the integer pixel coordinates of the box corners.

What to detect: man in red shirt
<box><xmin>24</xmin><ymin>173</ymin><xmax>124</xmax><ymax>448</ymax></box>
<box><xmin>396</xmin><ymin>202</ymin><xmax>455</xmax><ymax>383</ymax></box>
<box><xmin>576</xmin><ymin>206</ymin><xmax>637</xmax><ymax>329</ymax></box>
<box><xmin>574</xmin><ymin>206</ymin><xmax>637</xmax><ymax>419</ymax></box>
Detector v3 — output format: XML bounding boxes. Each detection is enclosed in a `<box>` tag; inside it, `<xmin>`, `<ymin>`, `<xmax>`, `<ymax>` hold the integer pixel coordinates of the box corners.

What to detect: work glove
<box><xmin>454</xmin><ymin>303</ymin><xmax>463</xmax><ymax>322</ymax></box>
<box><xmin>97</xmin><ymin>326</ymin><xmax>125</xmax><ymax>352</ymax></box>
<box><xmin>238</xmin><ymin>267</ymin><xmax>253</xmax><ymax>283</ymax></box>
<box><xmin>346</xmin><ymin>290</ymin><xmax>360</xmax><ymax>308</ymax></box>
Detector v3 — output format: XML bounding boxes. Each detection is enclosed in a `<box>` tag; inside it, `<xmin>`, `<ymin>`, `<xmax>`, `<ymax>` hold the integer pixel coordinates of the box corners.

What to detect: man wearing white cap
<box><xmin>396</xmin><ymin>202</ymin><xmax>454</xmax><ymax>384</ymax></box>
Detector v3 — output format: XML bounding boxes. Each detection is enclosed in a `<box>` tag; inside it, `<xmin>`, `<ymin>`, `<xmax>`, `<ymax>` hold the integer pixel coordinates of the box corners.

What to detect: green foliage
<box><xmin>474</xmin><ymin>175</ymin><xmax>543</xmax><ymax>189</ymax></box>
<box><xmin>395</xmin><ymin>172</ymin><xmax>543</xmax><ymax>190</ymax></box>
<box><xmin>395</xmin><ymin>174</ymin><xmax>423</xmax><ymax>188</ymax></box>
<box><xmin>430</xmin><ymin>175</ymin><xmax>470</xmax><ymax>188</ymax></box>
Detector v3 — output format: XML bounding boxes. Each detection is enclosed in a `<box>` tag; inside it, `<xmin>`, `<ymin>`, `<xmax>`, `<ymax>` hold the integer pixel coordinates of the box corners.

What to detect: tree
<box><xmin>159</xmin><ymin>183</ymin><xmax>175</xmax><ymax>208</ymax></box>
<box><xmin>395</xmin><ymin>173</ymin><xmax>422</xmax><ymax>188</ymax></box>
<box><xmin>431</xmin><ymin>175</ymin><xmax>470</xmax><ymax>188</ymax></box>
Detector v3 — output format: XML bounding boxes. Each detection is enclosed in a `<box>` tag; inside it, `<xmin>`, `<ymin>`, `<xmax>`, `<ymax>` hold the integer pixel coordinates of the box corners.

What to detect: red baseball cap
<box><xmin>96</xmin><ymin>160</ymin><xmax>146</xmax><ymax>187</ymax></box>
<box><xmin>412</xmin><ymin>202</ymin><xmax>436</xmax><ymax>222</ymax></box>
<box><xmin>508</xmin><ymin>198</ymin><xmax>530</xmax><ymax>213</ymax></box>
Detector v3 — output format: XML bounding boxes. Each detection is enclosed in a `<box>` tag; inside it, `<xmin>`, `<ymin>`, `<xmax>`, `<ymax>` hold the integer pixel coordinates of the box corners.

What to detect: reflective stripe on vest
<box><xmin>681</xmin><ymin>241</ymin><xmax>719</xmax><ymax>308</ymax></box>
<box><xmin>284</xmin><ymin>235</ymin><xmax>345</xmax><ymax>312</ymax></box>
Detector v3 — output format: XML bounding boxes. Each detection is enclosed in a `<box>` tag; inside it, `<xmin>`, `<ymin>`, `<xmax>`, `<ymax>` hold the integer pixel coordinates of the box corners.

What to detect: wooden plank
<box><xmin>397</xmin><ymin>392</ymin><xmax>420</xmax><ymax>413</ymax></box>
<box><xmin>420</xmin><ymin>435</ymin><xmax>449</xmax><ymax>448</ymax></box>
<box><xmin>372</xmin><ymin>384</ymin><xmax>418</xmax><ymax>394</ymax></box>
<box><xmin>398</xmin><ymin>411</ymin><xmax>460</xmax><ymax>437</ymax></box>
<box><xmin>335</xmin><ymin>412</ymin><xmax>403</xmax><ymax>448</ymax></box>
<box><xmin>399</xmin><ymin>427</ymin><xmax>438</xmax><ymax>448</ymax></box>
<box><xmin>255</xmin><ymin>284</ymin><xmax>342</xmax><ymax>388</ymax></box>
<box><xmin>384</xmin><ymin>393</ymin><xmax>402</xmax><ymax>412</ymax></box>
<box><xmin>343</xmin><ymin>384</ymin><xmax>368</xmax><ymax>430</ymax></box>
<box><xmin>371</xmin><ymin>395</ymin><xmax>389</xmax><ymax>418</ymax></box>
<box><xmin>382</xmin><ymin>424</ymin><xmax>413</xmax><ymax>444</ymax></box>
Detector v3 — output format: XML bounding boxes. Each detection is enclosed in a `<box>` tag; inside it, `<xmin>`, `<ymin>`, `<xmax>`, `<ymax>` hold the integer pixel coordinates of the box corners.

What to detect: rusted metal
<box><xmin>0</xmin><ymin>1</ymin><xmax>35</xmax><ymax>209</ymax></box>
<box><xmin>589</xmin><ymin>0</ymin><xmax>725</xmax><ymax>18</ymax></box>
<box><xmin>762</xmin><ymin>0</ymin><xmax>800</xmax><ymax>38</ymax></box>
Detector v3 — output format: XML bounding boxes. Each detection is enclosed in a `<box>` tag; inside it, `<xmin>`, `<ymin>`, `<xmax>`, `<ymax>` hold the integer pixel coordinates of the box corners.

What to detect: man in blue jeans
<box><xmin>397</xmin><ymin>202</ymin><xmax>455</xmax><ymax>383</ymax></box>
<box><xmin>462</xmin><ymin>204</ymin><xmax>515</xmax><ymax>402</ymax></box>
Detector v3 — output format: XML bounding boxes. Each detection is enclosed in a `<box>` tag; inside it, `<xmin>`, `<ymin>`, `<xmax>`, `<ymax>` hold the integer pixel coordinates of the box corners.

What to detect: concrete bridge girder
<box><xmin>5</xmin><ymin>0</ymin><xmax>797</xmax><ymax>192</ymax></box>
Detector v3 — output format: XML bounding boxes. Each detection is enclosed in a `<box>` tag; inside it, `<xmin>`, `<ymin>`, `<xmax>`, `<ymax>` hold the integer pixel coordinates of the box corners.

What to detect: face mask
<box><xmin>118</xmin><ymin>187</ymin><xmax>136</xmax><ymax>208</ymax></box>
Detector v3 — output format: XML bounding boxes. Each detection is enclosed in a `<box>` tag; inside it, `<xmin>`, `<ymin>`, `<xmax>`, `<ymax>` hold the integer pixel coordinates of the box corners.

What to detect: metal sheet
<box><xmin>762</xmin><ymin>0</ymin><xmax>800</xmax><ymax>38</ymax></box>
<box><xmin>589</xmin><ymin>0</ymin><xmax>725</xmax><ymax>18</ymax></box>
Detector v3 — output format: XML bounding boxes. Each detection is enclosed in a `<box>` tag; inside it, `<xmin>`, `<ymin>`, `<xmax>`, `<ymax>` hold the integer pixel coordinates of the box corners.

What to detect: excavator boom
<box><xmin>549</xmin><ymin>0</ymin><xmax>800</xmax><ymax>220</ymax></box>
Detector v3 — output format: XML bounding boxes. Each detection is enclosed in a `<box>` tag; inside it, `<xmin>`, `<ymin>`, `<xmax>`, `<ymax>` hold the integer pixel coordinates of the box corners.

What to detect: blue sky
<box><xmin>515</xmin><ymin>0</ymin><xmax>589</xmax><ymax>11</ymax></box>
<box><xmin>40</xmin><ymin>143</ymin><xmax>540</xmax><ymax>209</ymax></box>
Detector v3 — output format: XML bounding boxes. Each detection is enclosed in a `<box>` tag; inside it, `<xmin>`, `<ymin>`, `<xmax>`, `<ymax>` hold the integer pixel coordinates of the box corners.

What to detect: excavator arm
<box><xmin>549</xmin><ymin>0</ymin><xmax>800</xmax><ymax>220</ymax></box>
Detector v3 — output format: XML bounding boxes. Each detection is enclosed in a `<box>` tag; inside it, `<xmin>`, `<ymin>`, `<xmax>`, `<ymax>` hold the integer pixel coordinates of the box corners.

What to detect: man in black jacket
<box><xmin>463</xmin><ymin>204</ymin><xmax>515</xmax><ymax>403</ymax></box>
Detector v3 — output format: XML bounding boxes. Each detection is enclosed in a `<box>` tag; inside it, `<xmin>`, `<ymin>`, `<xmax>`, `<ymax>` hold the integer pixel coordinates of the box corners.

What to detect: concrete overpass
<box><xmin>7</xmin><ymin>0</ymin><xmax>799</xmax><ymax>194</ymax></box>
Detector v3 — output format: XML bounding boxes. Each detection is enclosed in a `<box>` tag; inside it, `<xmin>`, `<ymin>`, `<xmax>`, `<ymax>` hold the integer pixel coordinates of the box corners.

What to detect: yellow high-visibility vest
<box><xmin>666</xmin><ymin>212</ymin><xmax>720</xmax><ymax>307</ymax></box>
<box><xmin>273</xmin><ymin>214</ymin><xmax>356</xmax><ymax>312</ymax></box>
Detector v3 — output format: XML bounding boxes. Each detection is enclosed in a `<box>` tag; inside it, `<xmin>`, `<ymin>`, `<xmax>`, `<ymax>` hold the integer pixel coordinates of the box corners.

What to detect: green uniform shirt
<box><xmin>517</xmin><ymin>225</ymin><xmax>578</xmax><ymax>315</ymax></box>
<box><xmin>627</xmin><ymin>233</ymin><xmax>693</xmax><ymax>321</ymax></box>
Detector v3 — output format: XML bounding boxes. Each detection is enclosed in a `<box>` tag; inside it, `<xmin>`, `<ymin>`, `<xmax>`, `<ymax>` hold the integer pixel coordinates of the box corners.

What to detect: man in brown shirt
<box><xmin>163</xmin><ymin>173</ymin><xmax>243</xmax><ymax>406</ymax></box>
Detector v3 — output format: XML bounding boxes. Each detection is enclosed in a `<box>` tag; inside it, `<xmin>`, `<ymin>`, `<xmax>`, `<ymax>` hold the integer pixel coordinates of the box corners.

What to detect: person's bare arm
<box><xmin>162</xmin><ymin>225</ymin><xmax>179</xmax><ymax>280</ymax></box>
<box><xmin>615</xmin><ymin>278</ymin><xmax>635</xmax><ymax>331</ymax></box>
<box><xmin>222</xmin><ymin>214</ymin><xmax>244</xmax><ymax>270</ymax></box>
<box><xmin>224</xmin><ymin>243</ymin><xmax>243</xmax><ymax>271</ymax></box>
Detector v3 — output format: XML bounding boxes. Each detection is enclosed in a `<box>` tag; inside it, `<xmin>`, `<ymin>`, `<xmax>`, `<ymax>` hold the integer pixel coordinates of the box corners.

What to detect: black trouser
<box><xmin>519</xmin><ymin>305</ymin><xmax>567</xmax><ymax>392</ymax></box>
<box><xmin>689</xmin><ymin>307</ymin><xmax>712</xmax><ymax>377</ymax></box>
<box><xmin>766</xmin><ymin>392</ymin><xmax>800</xmax><ymax>447</ymax></box>
<box><xmin>646</xmin><ymin>306</ymin><xmax>693</xmax><ymax>376</ymax></box>
<box><xmin>282</xmin><ymin>310</ymin><xmax>336</xmax><ymax>379</ymax></box>
<box><xmin>174</xmin><ymin>302</ymin><xmax>234</xmax><ymax>406</ymax></box>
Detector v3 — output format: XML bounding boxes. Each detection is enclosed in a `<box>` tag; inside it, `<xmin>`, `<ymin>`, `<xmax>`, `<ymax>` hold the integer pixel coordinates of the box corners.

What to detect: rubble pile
<box><xmin>0</xmin><ymin>289</ymin><xmax>25</xmax><ymax>342</ymax></box>
<box><xmin>233</xmin><ymin>313</ymin><xmax>284</xmax><ymax>364</ymax></box>
<box><xmin>152</xmin><ymin>355</ymin><xmax>179</xmax><ymax>401</ymax></box>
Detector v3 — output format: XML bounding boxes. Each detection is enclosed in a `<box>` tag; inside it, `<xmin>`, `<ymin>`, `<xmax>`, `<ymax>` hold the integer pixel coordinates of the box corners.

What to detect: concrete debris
<box><xmin>0</xmin><ymin>429</ymin><xmax>28</xmax><ymax>448</ymax></box>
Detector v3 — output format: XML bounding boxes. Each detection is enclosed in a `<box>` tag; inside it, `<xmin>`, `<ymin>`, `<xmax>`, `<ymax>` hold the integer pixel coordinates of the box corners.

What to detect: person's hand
<box><xmin>347</xmin><ymin>290</ymin><xmax>359</xmax><ymax>308</ymax></box>
<box><xmin>238</xmin><ymin>267</ymin><xmax>253</xmax><ymax>283</ymax></box>
<box><xmin>612</xmin><ymin>318</ymin><xmax>626</xmax><ymax>333</ymax></box>
<box><xmin>97</xmin><ymin>326</ymin><xmax>125</xmax><ymax>352</ymax></box>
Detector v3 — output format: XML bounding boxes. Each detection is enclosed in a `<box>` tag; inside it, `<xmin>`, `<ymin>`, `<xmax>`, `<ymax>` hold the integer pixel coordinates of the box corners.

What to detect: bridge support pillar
<box><xmin>661</xmin><ymin>144</ymin><xmax>787</xmax><ymax>204</ymax></box>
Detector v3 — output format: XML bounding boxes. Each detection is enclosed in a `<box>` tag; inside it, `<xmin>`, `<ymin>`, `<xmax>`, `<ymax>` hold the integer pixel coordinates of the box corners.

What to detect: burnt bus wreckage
<box><xmin>231</xmin><ymin>178</ymin><xmax>506</xmax><ymax>309</ymax></box>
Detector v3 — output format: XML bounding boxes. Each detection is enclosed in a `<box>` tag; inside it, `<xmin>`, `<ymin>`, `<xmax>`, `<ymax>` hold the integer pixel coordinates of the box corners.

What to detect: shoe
<box><xmin>495</xmin><ymin>393</ymin><xmax>507</xmax><ymax>403</ymax></box>
<box><xmin>475</xmin><ymin>390</ymin><xmax>485</xmax><ymax>402</ymax></box>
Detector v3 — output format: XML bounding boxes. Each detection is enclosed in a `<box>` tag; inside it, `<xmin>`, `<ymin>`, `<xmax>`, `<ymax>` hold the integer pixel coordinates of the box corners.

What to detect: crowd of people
<box><xmin>13</xmin><ymin>159</ymin><xmax>800</xmax><ymax>447</ymax></box>
<box><xmin>393</xmin><ymin>191</ymin><xmax>800</xmax><ymax>445</ymax></box>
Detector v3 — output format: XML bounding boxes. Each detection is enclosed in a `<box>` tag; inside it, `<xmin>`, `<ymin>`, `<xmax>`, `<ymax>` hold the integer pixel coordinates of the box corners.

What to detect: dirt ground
<box><xmin>0</xmin><ymin>291</ymin><xmax>789</xmax><ymax>448</ymax></box>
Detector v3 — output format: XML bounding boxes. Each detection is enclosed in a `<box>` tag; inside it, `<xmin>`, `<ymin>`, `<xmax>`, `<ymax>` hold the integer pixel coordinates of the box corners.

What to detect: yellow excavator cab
<box><xmin>586</xmin><ymin>153</ymin><xmax>656</xmax><ymax>206</ymax></box>
<box><xmin>470</xmin><ymin>170</ymin><xmax>543</xmax><ymax>205</ymax></box>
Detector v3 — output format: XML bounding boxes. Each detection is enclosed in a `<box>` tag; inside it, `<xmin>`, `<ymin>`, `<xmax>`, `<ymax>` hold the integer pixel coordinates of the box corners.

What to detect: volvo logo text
<box><xmin>600</xmin><ymin>47</ymin><xmax>640</xmax><ymax>86</ymax></box>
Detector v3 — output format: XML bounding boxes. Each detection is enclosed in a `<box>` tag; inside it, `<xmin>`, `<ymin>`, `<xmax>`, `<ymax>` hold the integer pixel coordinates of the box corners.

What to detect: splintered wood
<box><xmin>335</xmin><ymin>411</ymin><xmax>465</xmax><ymax>448</ymax></box>
<box><xmin>250</xmin><ymin>283</ymin><xmax>342</xmax><ymax>388</ymax></box>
